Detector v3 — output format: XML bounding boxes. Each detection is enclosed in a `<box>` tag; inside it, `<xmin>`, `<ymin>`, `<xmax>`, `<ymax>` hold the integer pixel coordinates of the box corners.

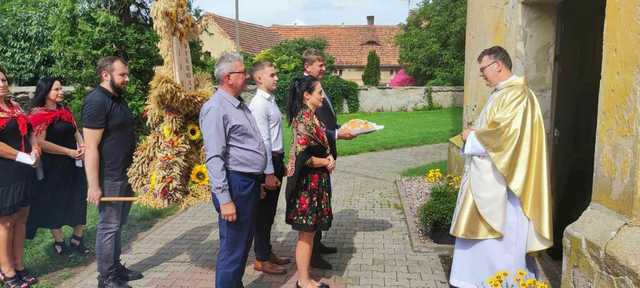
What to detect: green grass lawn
<box><xmin>283</xmin><ymin>107</ymin><xmax>462</xmax><ymax>157</ymax></box>
<box><xmin>25</xmin><ymin>204</ymin><xmax>178</xmax><ymax>288</ymax></box>
<box><xmin>401</xmin><ymin>160</ymin><xmax>448</xmax><ymax>177</ymax></box>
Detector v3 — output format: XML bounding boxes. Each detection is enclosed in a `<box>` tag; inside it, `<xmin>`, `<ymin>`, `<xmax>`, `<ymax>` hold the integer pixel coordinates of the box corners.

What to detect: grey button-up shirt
<box><xmin>200</xmin><ymin>88</ymin><xmax>267</xmax><ymax>204</ymax></box>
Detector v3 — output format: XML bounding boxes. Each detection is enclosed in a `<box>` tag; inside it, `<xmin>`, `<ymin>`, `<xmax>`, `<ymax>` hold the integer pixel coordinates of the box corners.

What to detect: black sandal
<box><xmin>53</xmin><ymin>240</ymin><xmax>69</xmax><ymax>255</ymax></box>
<box><xmin>0</xmin><ymin>271</ymin><xmax>28</xmax><ymax>288</ymax></box>
<box><xmin>69</xmin><ymin>235</ymin><xmax>91</xmax><ymax>255</ymax></box>
<box><xmin>15</xmin><ymin>269</ymin><xmax>37</xmax><ymax>286</ymax></box>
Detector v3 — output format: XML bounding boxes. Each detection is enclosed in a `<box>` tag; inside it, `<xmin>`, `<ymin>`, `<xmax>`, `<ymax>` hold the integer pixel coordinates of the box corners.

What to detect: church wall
<box><xmin>199</xmin><ymin>21</ymin><xmax>237</xmax><ymax>59</ymax></box>
<box><xmin>563</xmin><ymin>0</ymin><xmax>640</xmax><ymax>286</ymax></box>
<box><xmin>449</xmin><ymin>0</ymin><xmax>557</xmax><ymax>176</ymax></box>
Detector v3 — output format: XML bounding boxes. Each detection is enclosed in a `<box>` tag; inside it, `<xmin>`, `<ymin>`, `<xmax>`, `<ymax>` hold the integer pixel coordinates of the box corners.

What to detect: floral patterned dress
<box><xmin>285</xmin><ymin>107</ymin><xmax>333</xmax><ymax>232</ymax></box>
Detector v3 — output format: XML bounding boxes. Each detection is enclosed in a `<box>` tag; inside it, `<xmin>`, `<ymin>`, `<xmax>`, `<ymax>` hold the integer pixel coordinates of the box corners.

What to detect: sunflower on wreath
<box><xmin>190</xmin><ymin>164</ymin><xmax>209</xmax><ymax>185</ymax></box>
<box><xmin>186</xmin><ymin>123</ymin><xmax>202</xmax><ymax>141</ymax></box>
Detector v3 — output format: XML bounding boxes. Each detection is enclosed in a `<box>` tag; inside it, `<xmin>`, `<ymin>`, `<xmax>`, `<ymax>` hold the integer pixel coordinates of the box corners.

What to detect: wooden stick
<box><xmin>100</xmin><ymin>196</ymin><xmax>138</xmax><ymax>202</ymax></box>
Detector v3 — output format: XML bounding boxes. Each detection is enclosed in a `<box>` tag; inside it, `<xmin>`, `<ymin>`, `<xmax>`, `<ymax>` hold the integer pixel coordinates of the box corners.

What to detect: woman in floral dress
<box><xmin>285</xmin><ymin>76</ymin><xmax>334</xmax><ymax>288</ymax></box>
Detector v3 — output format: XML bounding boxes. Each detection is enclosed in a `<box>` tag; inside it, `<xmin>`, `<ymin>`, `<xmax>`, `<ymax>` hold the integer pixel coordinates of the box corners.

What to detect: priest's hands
<box><xmin>462</xmin><ymin>128</ymin><xmax>475</xmax><ymax>141</ymax></box>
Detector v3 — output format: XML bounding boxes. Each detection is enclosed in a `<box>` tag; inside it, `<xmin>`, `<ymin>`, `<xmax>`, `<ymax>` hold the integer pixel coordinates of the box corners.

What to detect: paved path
<box><xmin>62</xmin><ymin>144</ymin><xmax>451</xmax><ymax>288</ymax></box>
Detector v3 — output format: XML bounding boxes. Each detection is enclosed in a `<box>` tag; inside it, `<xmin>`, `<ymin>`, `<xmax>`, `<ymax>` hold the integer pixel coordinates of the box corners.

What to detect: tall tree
<box><xmin>396</xmin><ymin>0</ymin><xmax>467</xmax><ymax>86</ymax></box>
<box><xmin>362</xmin><ymin>50</ymin><xmax>381</xmax><ymax>86</ymax></box>
<box><xmin>0</xmin><ymin>0</ymin><xmax>56</xmax><ymax>85</ymax></box>
<box><xmin>253</xmin><ymin>38</ymin><xmax>337</xmax><ymax>109</ymax></box>
<box><xmin>48</xmin><ymin>0</ymin><xmax>162</xmax><ymax>120</ymax></box>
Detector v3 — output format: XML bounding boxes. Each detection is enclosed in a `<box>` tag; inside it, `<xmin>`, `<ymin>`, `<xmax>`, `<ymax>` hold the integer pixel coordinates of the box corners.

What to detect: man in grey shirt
<box><xmin>200</xmin><ymin>52</ymin><xmax>267</xmax><ymax>288</ymax></box>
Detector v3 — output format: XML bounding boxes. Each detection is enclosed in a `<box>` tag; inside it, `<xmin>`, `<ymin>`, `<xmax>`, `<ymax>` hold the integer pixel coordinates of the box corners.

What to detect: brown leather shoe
<box><xmin>254</xmin><ymin>260</ymin><xmax>287</xmax><ymax>275</ymax></box>
<box><xmin>269</xmin><ymin>252</ymin><xmax>291</xmax><ymax>265</ymax></box>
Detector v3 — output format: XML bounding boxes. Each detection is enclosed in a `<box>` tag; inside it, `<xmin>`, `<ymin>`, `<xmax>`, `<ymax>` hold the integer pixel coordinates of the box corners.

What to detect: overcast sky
<box><xmin>192</xmin><ymin>0</ymin><xmax>420</xmax><ymax>26</ymax></box>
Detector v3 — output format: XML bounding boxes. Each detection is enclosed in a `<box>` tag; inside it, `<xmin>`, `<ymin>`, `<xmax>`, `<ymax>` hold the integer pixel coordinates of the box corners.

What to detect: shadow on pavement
<box><xmin>246</xmin><ymin>208</ymin><xmax>392</xmax><ymax>288</ymax></box>
<box><xmin>128</xmin><ymin>223</ymin><xmax>217</xmax><ymax>273</ymax></box>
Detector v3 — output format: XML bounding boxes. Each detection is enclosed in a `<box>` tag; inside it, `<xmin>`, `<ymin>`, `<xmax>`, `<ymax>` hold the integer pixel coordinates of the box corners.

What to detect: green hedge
<box><xmin>321</xmin><ymin>75</ymin><xmax>359</xmax><ymax>113</ymax></box>
<box><xmin>274</xmin><ymin>73</ymin><xmax>359</xmax><ymax>113</ymax></box>
<box><xmin>418</xmin><ymin>182</ymin><xmax>458</xmax><ymax>232</ymax></box>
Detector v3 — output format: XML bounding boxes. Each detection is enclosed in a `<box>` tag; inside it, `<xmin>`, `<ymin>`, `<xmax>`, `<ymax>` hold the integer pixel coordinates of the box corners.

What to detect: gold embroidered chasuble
<box><xmin>450</xmin><ymin>76</ymin><xmax>553</xmax><ymax>252</ymax></box>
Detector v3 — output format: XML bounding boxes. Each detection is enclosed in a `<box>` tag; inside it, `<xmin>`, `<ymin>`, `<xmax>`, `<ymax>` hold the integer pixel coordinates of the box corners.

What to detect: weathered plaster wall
<box><xmin>452</xmin><ymin>0</ymin><xmax>557</xmax><ymax>174</ymax></box>
<box><xmin>589</xmin><ymin>0</ymin><xmax>640</xmax><ymax>220</ymax></box>
<box><xmin>462</xmin><ymin>0</ymin><xmax>511</xmax><ymax>125</ymax></box>
<box><xmin>562</xmin><ymin>0</ymin><xmax>640</xmax><ymax>287</ymax></box>
<box><xmin>335</xmin><ymin>67</ymin><xmax>396</xmax><ymax>86</ymax></box>
<box><xmin>463</xmin><ymin>0</ymin><xmax>555</xmax><ymax>128</ymax></box>
<box><xmin>240</xmin><ymin>85</ymin><xmax>463</xmax><ymax>113</ymax></box>
<box><xmin>520</xmin><ymin>3</ymin><xmax>556</xmax><ymax>136</ymax></box>
<box><xmin>356</xmin><ymin>86</ymin><xmax>463</xmax><ymax>112</ymax></box>
<box><xmin>199</xmin><ymin>21</ymin><xmax>236</xmax><ymax>59</ymax></box>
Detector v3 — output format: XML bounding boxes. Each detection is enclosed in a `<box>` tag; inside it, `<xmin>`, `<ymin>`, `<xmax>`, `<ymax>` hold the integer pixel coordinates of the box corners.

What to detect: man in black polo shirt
<box><xmin>83</xmin><ymin>56</ymin><xmax>143</xmax><ymax>288</ymax></box>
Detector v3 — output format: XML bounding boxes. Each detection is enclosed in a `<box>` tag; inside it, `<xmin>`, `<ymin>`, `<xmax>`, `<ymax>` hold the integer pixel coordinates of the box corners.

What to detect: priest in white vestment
<box><xmin>449</xmin><ymin>46</ymin><xmax>553</xmax><ymax>288</ymax></box>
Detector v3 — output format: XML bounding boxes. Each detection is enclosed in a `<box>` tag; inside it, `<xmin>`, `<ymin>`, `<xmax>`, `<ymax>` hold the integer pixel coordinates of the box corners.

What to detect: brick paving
<box><xmin>62</xmin><ymin>144</ymin><xmax>450</xmax><ymax>288</ymax></box>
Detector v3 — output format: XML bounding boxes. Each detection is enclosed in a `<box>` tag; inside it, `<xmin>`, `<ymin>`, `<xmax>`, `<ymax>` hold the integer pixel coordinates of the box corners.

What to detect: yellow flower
<box><xmin>149</xmin><ymin>170</ymin><xmax>157</xmax><ymax>192</ymax></box>
<box><xmin>526</xmin><ymin>278</ymin><xmax>536</xmax><ymax>286</ymax></box>
<box><xmin>186</xmin><ymin>123</ymin><xmax>202</xmax><ymax>141</ymax></box>
<box><xmin>162</xmin><ymin>124</ymin><xmax>172</xmax><ymax>138</ymax></box>
<box><xmin>537</xmin><ymin>281</ymin><xmax>549</xmax><ymax>288</ymax></box>
<box><xmin>425</xmin><ymin>168</ymin><xmax>443</xmax><ymax>183</ymax></box>
<box><xmin>517</xmin><ymin>269</ymin><xmax>527</xmax><ymax>277</ymax></box>
<box><xmin>190</xmin><ymin>164</ymin><xmax>209</xmax><ymax>185</ymax></box>
<box><xmin>447</xmin><ymin>175</ymin><xmax>461</xmax><ymax>188</ymax></box>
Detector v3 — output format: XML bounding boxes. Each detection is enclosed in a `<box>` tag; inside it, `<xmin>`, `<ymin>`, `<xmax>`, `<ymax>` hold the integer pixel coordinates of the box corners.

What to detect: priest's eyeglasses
<box><xmin>479</xmin><ymin>61</ymin><xmax>497</xmax><ymax>74</ymax></box>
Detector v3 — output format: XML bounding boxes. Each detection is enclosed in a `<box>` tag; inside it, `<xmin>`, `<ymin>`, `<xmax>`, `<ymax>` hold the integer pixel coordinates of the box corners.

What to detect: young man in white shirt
<box><xmin>248</xmin><ymin>61</ymin><xmax>291</xmax><ymax>275</ymax></box>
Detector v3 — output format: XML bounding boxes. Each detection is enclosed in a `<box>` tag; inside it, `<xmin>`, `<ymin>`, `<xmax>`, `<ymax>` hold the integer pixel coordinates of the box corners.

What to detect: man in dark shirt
<box><xmin>83</xmin><ymin>56</ymin><xmax>142</xmax><ymax>288</ymax></box>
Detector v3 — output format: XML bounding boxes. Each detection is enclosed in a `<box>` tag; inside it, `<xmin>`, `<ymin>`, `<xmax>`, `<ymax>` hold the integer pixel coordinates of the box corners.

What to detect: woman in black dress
<box><xmin>26</xmin><ymin>77</ymin><xmax>89</xmax><ymax>255</ymax></box>
<box><xmin>285</xmin><ymin>76</ymin><xmax>334</xmax><ymax>288</ymax></box>
<box><xmin>0</xmin><ymin>67</ymin><xmax>41</xmax><ymax>287</ymax></box>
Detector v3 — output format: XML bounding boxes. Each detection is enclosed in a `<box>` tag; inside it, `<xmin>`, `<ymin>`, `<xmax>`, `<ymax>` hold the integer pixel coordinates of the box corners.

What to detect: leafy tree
<box><xmin>0</xmin><ymin>0</ymin><xmax>56</xmax><ymax>85</ymax></box>
<box><xmin>251</xmin><ymin>38</ymin><xmax>360</xmax><ymax>113</ymax></box>
<box><xmin>362</xmin><ymin>50</ymin><xmax>381</xmax><ymax>86</ymax></box>
<box><xmin>48</xmin><ymin>0</ymin><xmax>162</xmax><ymax>121</ymax></box>
<box><xmin>189</xmin><ymin>40</ymin><xmax>216</xmax><ymax>80</ymax></box>
<box><xmin>188</xmin><ymin>1</ymin><xmax>216</xmax><ymax>80</ymax></box>
<box><xmin>82</xmin><ymin>0</ymin><xmax>154</xmax><ymax>24</ymax></box>
<box><xmin>396</xmin><ymin>0</ymin><xmax>466</xmax><ymax>86</ymax></box>
<box><xmin>254</xmin><ymin>38</ymin><xmax>335</xmax><ymax>74</ymax></box>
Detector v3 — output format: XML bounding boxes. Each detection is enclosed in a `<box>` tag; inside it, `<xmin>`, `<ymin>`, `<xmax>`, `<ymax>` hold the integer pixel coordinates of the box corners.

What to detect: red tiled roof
<box><xmin>201</xmin><ymin>13</ymin><xmax>401</xmax><ymax>67</ymax></box>
<box><xmin>202</xmin><ymin>13</ymin><xmax>280</xmax><ymax>55</ymax></box>
<box><xmin>270</xmin><ymin>25</ymin><xmax>401</xmax><ymax>67</ymax></box>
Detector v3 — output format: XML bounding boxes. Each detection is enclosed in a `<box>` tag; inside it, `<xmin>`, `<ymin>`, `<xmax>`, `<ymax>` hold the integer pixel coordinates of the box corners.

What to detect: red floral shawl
<box><xmin>0</xmin><ymin>102</ymin><xmax>29</xmax><ymax>151</ymax></box>
<box><xmin>285</xmin><ymin>107</ymin><xmax>330</xmax><ymax>202</ymax></box>
<box><xmin>28</xmin><ymin>106</ymin><xmax>77</xmax><ymax>136</ymax></box>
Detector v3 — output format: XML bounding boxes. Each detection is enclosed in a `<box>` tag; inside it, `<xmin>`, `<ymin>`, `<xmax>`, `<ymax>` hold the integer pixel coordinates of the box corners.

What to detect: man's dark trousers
<box><xmin>213</xmin><ymin>171</ymin><xmax>261</xmax><ymax>288</ymax></box>
<box><xmin>253</xmin><ymin>153</ymin><xmax>284</xmax><ymax>261</ymax></box>
<box><xmin>96</xmin><ymin>180</ymin><xmax>133</xmax><ymax>276</ymax></box>
<box><xmin>313</xmin><ymin>96</ymin><xmax>338</xmax><ymax>256</ymax></box>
